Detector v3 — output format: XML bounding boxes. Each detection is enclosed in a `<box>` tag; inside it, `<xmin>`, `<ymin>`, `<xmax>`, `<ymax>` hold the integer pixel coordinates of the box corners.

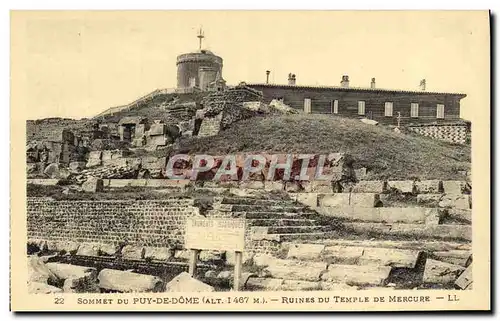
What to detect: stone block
<box><xmin>99</xmin><ymin>244</ymin><xmax>119</xmax><ymax>256</ymax></box>
<box><xmin>415</xmin><ymin>180</ymin><xmax>442</xmax><ymax>194</ymax></box>
<box><xmin>141</xmin><ymin>156</ymin><xmax>167</xmax><ymax>170</ymax></box>
<box><xmin>455</xmin><ymin>264</ymin><xmax>473</xmax><ymax>289</ymax></box>
<box><xmin>352</xmin><ymin>181</ymin><xmax>387</xmax><ymax>193</ymax></box>
<box><xmin>321</xmin><ymin>264</ymin><xmax>392</xmax><ymax>286</ymax></box>
<box><xmin>316</xmin><ymin>206</ymin><xmax>437</xmax><ymax>224</ymax></box>
<box><xmin>446</xmin><ymin>209</ymin><xmax>472</xmax><ymax>224</ymax></box>
<box><xmin>165</xmin><ymin>272</ymin><xmax>214</xmax><ymax>292</ymax></box>
<box><xmin>423</xmin><ymin>259</ymin><xmax>465</xmax><ymax>284</ymax></box>
<box><xmin>144</xmin><ymin>247</ymin><xmax>172</xmax><ymax>261</ymax></box>
<box><xmin>442</xmin><ymin>181</ymin><xmax>467</xmax><ymax>194</ymax></box>
<box><xmin>358</xmin><ymin>248</ymin><xmax>422</xmax><ymax>268</ymax></box>
<box><xmin>55</xmin><ymin>241</ymin><xmax>80</xmax><ymax>254</ymax></box>
<box><xmin>245</xmin><ymin>278</ymin><xmax>284</xmax><ymax>291</ymax></box>
<box><xmin>264</xmin><ymin>181</ymin><xmax>285</xmax><ymax>191</ymax></box>
<box><xmin>28</xmin><ymin>256</ymin><xmax>58</xmax><ymax>284</ymax></box>
<box><xmin>295</xmin><ymin>193</ymin><xmax>318</xmax><ymax>208</ymax></box>
<box><xmin>199</xmin><ymin>250</ymin><xmax>224</xmax><ymax>262</ymax></box>
<box><xmin>263</xmin><ymin>259</ymin><xmax>327</xmax><ymax>282</ymax></box>
<box><xmin>303</xmin><ymin>181</ymin><xmax>333</xmax><ymax>193</ymax></box>
<box><xmin>76</xmin><ymin>243</ymin><xmax>100</xmax><ymax>256</ymax></box>
<box><xmin>439</xmin><ymin>194</ymin><xmax>471</xmax><ymax>210</ymax></box>
<box><xmin>121</xmin><ymin>245</ymin><xmax>145</xmax><ymax>260</ymax></box>
<box><xmin>280</xmin><ymin>280</ymin><xmax>322</xmax><ymax>291</ymax></box>
<box><xmin>45</xmin><ymin>263</ymin><xmax>97</xmax><ymax>281</ymax></box>
<box><xmin>322</xmin><ymin>246</ymin><xmax>365</xmax><ymax>265</ymax></box>
<box><xmin>354</xmin><ymin>167</ymin><xmax>367</xmax><ymax>180</ymax></box>
<box><xmin>416</xmin><ymin>194</ymin><xmax>442</xmax><ymax>206</ymax></box>
<box><xmin>239</xmin><ymin>181</ymin><xmax>265</xmax><ymax>190</ymax></box>
<box><xmin>319</xmin><ymin>193</ymin><xmax>380</xmax><ymax>207</ymax></box>
<box><xmin>226</xmin><ymin>251</ymin><xmax>254</xmax><ymax>266</ymax></box>
<box><xmin>284</xmin><ymin>181</ymin><xmax>303</xmax><ymax>192</ymax></box>
<box><xmin>149</xmin><ymin>123</ymin><xmax>165</xmax><ymax>136</ymax></box>
<box><xmin>86</xmin><ymin>151</ymin><xmax>102</xmax><ymax>168</ymax></box>
<box><xmin>286</xmin><ymin>243</ymin><xmax>325</xmax><ymax>260</ymax></box>
<box><xmin>320</xmin><ymin>282</ymin><xmax>358</xmax><ymax>291</ymax></box>
<box><xmin>69</xmin><ymin>161</ymin><xmax>86</xmax><ymax>171</ymax></box>
<box><xmin>82</xmin><ymin>177</ymin><xmax>104</xmax><ymax>193</ymax></box>
<box><xmin>98</xmin><ymin>269</ymin><xmax>164</xmax><ymax>293</ymax></box>
<box><xmin>387</xmin><ymin>180</ymin><xmax>415</xmax><ymax>194</ymax></box>
<box><xmin>43</xmin><ymin>163</ymin><xmax>59</xmax><ymax>178</ymax></box>
<box><xmin>432</xmin><ymin>250</ymin><xmax>472</xmax><ymax>267</ymax></box>
<box><xmin>174</xmin><ymin>249</ymin><xmax>191</xmax><ymax>261</ymax></box>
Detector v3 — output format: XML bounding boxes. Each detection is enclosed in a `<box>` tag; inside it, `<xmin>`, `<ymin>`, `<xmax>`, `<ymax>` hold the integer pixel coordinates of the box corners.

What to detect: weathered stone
<box><xmin>286</xmin><ymin>243</ymin><xmax>325</xmax><ymax>261</ymax></box>
<box><xmin>63</xmin><ymin>276</ymin><xmax>100</xmax><ymax>293</ymax></box>
<box><xmin>352</xmin><ymin>181</ymin><xmax>387</xmax><ymax>193</ymax></box>
<box><xmin>28</xmin><ymin>281</ymin><xmax>63</xmax><ymax>294</ymax></box>
<box><xmin>432</xmin><ymin>250</ymin><xmax>472</xmax><ymax>267</ymax></box>
<box><xmin>387</xmin><ymin>180</ymin><xmax>415</xmax><ymax>194</ymax></box>
<box><xmin>295</xmin><ymin>193</ymin><xmax>318</xmax><ymax>208</ymax></box>
<box><xmin>446</xmin><ymin>209</ymin><xmax>472</xmax><ymax>224</ymax></box>
<box><xmin>423</xmin><ymin>259</ymin><xmax>465</xmax><ymax>284</ymax></box>
<box><xmin>199</xmin><ymin>250</ymin><xmax>224</xmax><ymax>262</ymax></box>
<box><xmin>264</xmin><ymin>181</ymin><xmax>285</xmax><ymax>191</ymax></box>
<box><xmin>174</xmin><ymin>249</ymin><xmax>191</xmax><ymax>261</ymax></box>
<box><xmin>99</xmin><ymin>243</ymin><xmax>119</xmax><ymax>256</ymax></box>
<box><xmin>76</xmin><ymin>243</ymin><xmax>100</xmax><ymax>256</ymax></box>
<box><xmin>319</xmin><ymin>193</ymin><xmax>380</xmax><ymax>207</ymax></box>
<box><xmin>43</xmin><ymin>163</ymin><xmax>59</xmax><ymax>178</ymax></box>
<box><xmin>205</xmin><ymin>270</ymin><xmax>218</xmax><ymax>278</ymax></box>
<box><xmin>415</xmin><ymin>180</ymin><xmax>442</xmax><ymax>194</ymax></box>
<box><xmin>280</xmin><ymin>280</ymin><xmax>322</xmax><ymax>291</ymax></box>
<box><xmin>121</xmin><ymin>245</ymin><xmax>145</xmax><ymax>260</ymax></box>
<box><xmin>360</xmin><ymin>118</ymin><xmax>378</xmax><ymax>126</ymax></box>
<box><xmin>439</xmin><ymin>194</ymin><xmax>471</xmax><ymax>210</ymax></box>
<box><xmin>86</xmin><ymin>151</ymin><xmax>102</xmax><ymax>168</ymax></box>
<box><xmin>149</xmin><ymin>123</ymin><xmax>165</xmax><ymax>136</ymax></box>
<box><xmin>239</xmin><ymin>181</ymin><xmax>265</xmax><ymax>190</ymax></box>
<box><xmin>226</xmin><ymin>251</ymin><xmax>254</xmax><ymax>266</ymax></box>
<box><xmin>321</xmin><ymin>246</ymin><xmax>364</xmax><ymax>265</ymax></box>
<box><xmin>354</xmin><ymin>168</ymin><xmax>367</xmax><ymax>181</ymax></box>
<box><xmin>320</xmin><ymin>282</ymin><xmax>358</xmax><ymax>291</ymax></box>
<box><xmin>55</xmin><ymin>241</ymin><xmax>80</xmax><ymax>254</ymax></box>
<box><xmin>46</xmin><ymin>263</ymin><xmax>97</xmax><ymax>281</ymax></box>
<box><xmin>455</xmin><ymin>264</ymin><xmax>473</xmax><ymax>289</ymax></box>
<box><xmin>303</xmin><ymin>181</ymin><xmax>333</xmax><ymax>193</ymax></box>
<box><xmin>322</xmin><ymin>264</ymin><xmax>392</xmax><ymax>286</ymax></box>
<box><xmin>316</xmin><ymin>206</ymin><xmax>439</xmax><ymax>224</ymax></box>
<box><xmin>284</xmin><ymin>181</ymin><xmax>303</xmax><ymax>192</ymax></box>
<box><xmin>358</xmin><ymin>248</ymin><xmax>422</xmax><ymax>268</ymax></box>
<box><xmin>442</xmin><ymin>181</ymin><xmax>467</xmax><ymax>194</ymax></box>
<box><xmin>98</xmin><ymin>269</ymin><xmax>164</xmax><ymax>293</ymax></box>
<box><xmin>165</xmin><ymin>272</ymin><xmax>214</xmax><ymax>292</ymax></box>
<box><xmin>264</xmin><ymin>259</ymin><xmax>327</xmax><ymax>282</ymax></box>
<box><xmin>245</xmin><ymin>277</ymin><xmax>284</xmax><ymax>291</ymax></box>
<box><xmin>416</xmin><ymin>194</ymin><xmax>442</xmax><ymax>206</ymax></box>
<box><xmin>252</xmin><ymin>254</ymin><xmax>276</xmax><ymax>267</ymax></box>
<box><xmin>144</xmin><ymin>247</ymin><xmax>172</xmax><ymax>261</ymax></box>
<box><xmin>69</xmin><ymin>161</ymin><xmax>86</xmax><ymax>171</ymax></box>
<box><xmin>28</xmin><ymin>256</ymin><xmax>58</xmax><ymax>284</ymax></box>
<box><xmin>81</xmin><ymin>177</ymin><xmax>104</xmax><ymax>193</ymax></box>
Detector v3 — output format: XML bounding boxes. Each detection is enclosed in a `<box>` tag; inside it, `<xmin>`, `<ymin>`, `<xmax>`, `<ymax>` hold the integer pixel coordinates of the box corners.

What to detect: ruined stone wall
<box><xmin>27</xmin><ymin>198</ymin><xmax>201</xmax><ymax>249</ymax></box>
<box><xmin>407</xmin><ymin>123</ymin><xmax>470</xmax><ymax>145</ymax></box>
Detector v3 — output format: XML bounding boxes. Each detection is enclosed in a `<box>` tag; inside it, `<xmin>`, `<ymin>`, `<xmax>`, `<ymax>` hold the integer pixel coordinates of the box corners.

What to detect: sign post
<box><xmin>185</xmin><ymin>218</ymin><xmax>246</xmax><ymax>291</ymax></box>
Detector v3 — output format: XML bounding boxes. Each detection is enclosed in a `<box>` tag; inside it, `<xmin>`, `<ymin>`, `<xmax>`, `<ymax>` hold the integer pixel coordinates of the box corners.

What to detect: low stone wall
<box><xmin>27</xmin><ymin>198</ymin><xmax>201</xmax><ymax>249</ymax></box>
<box><xmin>407</xmin><ymin>122</ymin><xmax>470</xmax><ymax>145</ymax></box>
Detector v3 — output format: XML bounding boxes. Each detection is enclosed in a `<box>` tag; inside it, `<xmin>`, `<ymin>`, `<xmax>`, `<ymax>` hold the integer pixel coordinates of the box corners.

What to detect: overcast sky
<box><xmin>11</xmin><ymin>11</ymin><xmax>489</xmax><ymax>121</ymax></box>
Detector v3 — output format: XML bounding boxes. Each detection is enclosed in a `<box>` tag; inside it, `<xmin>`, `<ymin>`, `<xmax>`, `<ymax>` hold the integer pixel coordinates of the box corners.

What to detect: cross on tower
<box><xmin>197</xmin><ymin>27</ymin><xmax>205</xmax><ymax>50</ymax></box>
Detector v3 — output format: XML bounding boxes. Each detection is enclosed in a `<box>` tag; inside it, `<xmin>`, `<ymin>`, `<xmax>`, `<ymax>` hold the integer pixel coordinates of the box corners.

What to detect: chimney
<box><xmin>370</xmin><ymin>78</ymin><xmax>376</xmax><ymax>89</ymax></box>
<box><xmin>288</xmin><ymin>73</ymin><xmax>296</xmax><ymax>85</ymax></box>
<box><xmin>420</xmin><ymin>79</ymin><xmax>426</xmax><ymax>91</ymax></box>
<box><xmin>340</xmin><ymin>75</ymin><xmax>350</xmax><ymax>88</ymax></box>
<box><xmin>266</xmin><ymin>70</ymin><xmax>271</xmax><ymax>84</ymax></box>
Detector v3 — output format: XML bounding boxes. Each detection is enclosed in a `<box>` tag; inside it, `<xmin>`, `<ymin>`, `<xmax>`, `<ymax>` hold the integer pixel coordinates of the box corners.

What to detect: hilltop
<box><xmin>163</xmin><ymin>114</ymin><xmax>470</xmax><ymax>181</ymax></box>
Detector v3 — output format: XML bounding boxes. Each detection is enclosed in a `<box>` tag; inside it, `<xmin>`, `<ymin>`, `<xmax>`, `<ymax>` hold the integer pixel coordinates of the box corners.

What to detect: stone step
<box><xmin>252</xmin><ymin>232</ymin><xmax>328</xmax><ymax>242</ymax></box>
<box><xmin>321</xmin><ymin>264</ymin><xmax>392</xmax><ymax>286</ymax></box>
<box><xmin>322</xmin><ymin>246</ymin><xmax>422</xmax><ymax>268</ymax></box>
<box><xmin>220</xmin><ymin>197</ymin><xmax>293</xmax><ymax>206</ymax></box>
<box><xmin>265</xmin><ymin>225</ymin><xmax>326</xmax><ymax>234</ymax></box>
<box><xmin>342</xmin><ymin>222</ymin><xmax>472</xmax><ymax>241</ymax></box>
<box><xmin>243</xmin><ymin>211</ymin><xmax>316</xmax><ymax>219</ymax></box>
<box><xmin>315</xmin><ymin>206</ymin><xmax>441</xmax><ymax>224</ymax></box>
<box><xmin>247</xmin><ymin>218</ymin><xmax>318</xmax><ymax>227</ymax></box>
<box><xmin>231</xmin><ymin>204</ymin><xmax>308</xmax><ymax>213</ymax></box>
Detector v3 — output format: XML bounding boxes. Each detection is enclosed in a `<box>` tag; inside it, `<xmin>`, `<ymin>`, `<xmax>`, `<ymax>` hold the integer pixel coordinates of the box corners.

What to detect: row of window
<box><xmin>328</xmin><ymin>100</ymin><xmax>445</xmax><ymax>119</ymax></box>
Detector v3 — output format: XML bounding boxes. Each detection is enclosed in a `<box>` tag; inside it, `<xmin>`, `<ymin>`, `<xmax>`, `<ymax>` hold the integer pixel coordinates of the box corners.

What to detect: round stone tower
<box><xmin>176</xmin><ymin>50</ymin><xmax>223</xmax><ymax>89</ymax></box>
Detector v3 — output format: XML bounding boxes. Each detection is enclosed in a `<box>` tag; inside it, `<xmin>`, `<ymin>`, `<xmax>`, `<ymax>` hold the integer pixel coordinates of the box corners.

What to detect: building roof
<box><xmin>245</xmin><ymin>83</ymin><xmax>467</xmax><ymax>98</ymax></box>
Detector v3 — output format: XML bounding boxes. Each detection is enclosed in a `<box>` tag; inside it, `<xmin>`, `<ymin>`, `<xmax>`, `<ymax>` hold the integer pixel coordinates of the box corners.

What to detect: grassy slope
<box><xmin>171</xmin><ymin>114</ymin><xmax>470</xmax><ymax>180</ymax></box>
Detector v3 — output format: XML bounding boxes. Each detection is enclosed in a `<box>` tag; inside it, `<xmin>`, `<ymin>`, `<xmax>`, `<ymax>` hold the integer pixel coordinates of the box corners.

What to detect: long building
<box><xmin>246</xmin><ymin>76</ymin><xmax>466</xmax><ymax>126</ymax></box>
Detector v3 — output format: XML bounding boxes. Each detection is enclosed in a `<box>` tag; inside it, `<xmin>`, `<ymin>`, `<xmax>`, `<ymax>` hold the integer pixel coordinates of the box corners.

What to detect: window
<box><xmin>437</xmin><ymin>104</ymin><xmax>445</xmax><ymax>119</ymax></box>
<box><xmin>384</xmin><ymin>102</ymin><xmax>393</xmax><ymax>117</ymax></box>
<box><xmin>410</xmin><ymin>103</ymin><xmax>419</xmax><ymax>118</ymax></box>
<box><xmin>332</xmin><ymin>100</ymin><xmax>339</xmax><ymax>114</ymax></box>
<box><xmin>304</xmin><ymin>98</ymin><xmax>312</xmax><ymax>114</ymax></box>
<box><xmin>358</xmin><ymin>101</ymin><xmax>365</xmax><ymax>115</ymax></box>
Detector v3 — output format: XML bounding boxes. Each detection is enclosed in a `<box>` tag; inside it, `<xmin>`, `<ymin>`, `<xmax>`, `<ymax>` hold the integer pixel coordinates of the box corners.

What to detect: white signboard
<box><xmin>185</xmin><ymin>218</ymin><xmax>246</xmax><ymax>252</ymax></box>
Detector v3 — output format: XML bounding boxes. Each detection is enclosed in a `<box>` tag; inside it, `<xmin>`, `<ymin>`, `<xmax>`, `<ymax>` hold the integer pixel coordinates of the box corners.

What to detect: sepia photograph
<box><xmin>9</xmin><ymin>10</ymin><xmax>490</xmax><ymax>311</ymax></box>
